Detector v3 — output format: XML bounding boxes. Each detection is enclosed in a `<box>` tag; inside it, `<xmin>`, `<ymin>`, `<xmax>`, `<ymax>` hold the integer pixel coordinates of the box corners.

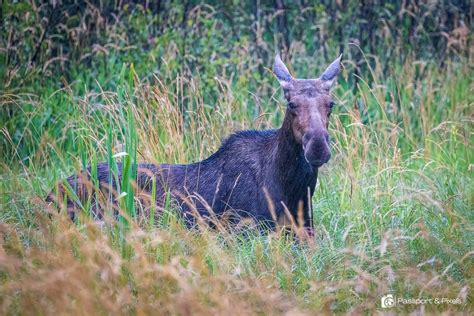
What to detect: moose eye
<box><xmin>327</xmin><ymin>102</ymin><xmax>335</xmax><ymax>115</ymax></box>
<box><xmin>288</xmin><ymin>101</ymin><xmax>297</xmax><ymax>110</ymax></box>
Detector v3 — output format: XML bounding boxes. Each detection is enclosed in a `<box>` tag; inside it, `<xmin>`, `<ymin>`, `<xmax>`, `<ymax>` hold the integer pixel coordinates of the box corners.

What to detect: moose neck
<box><xmin>274</xmin><ymin>111</ymin><xmax>316</xmax><ymax>187</ymax></box>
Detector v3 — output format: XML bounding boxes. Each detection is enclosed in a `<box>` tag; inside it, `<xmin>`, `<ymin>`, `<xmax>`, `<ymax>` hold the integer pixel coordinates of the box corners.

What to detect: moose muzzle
<box><xmin>302</xmin><ymin>130</ymin><xmax>331</xmax><ymax>168</ymax></box>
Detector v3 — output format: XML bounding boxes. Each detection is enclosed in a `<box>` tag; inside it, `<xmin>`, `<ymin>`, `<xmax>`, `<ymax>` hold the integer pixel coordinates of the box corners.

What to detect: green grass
<box><xmin>1</xmin><ymin>53</ymin><xmax>472</xmax><ymax>314</ymax></box>
<box><xmin>0</xmin><ymin>3</ymin><xmax>473</xmax><ymax>313</ymax></box>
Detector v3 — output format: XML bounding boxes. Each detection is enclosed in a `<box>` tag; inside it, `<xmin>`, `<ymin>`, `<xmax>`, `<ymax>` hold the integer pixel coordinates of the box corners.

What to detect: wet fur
<box><xmin>48</xmin><ymin>112</ymin><xmax>317</xmax><ymax>229</ymax></box>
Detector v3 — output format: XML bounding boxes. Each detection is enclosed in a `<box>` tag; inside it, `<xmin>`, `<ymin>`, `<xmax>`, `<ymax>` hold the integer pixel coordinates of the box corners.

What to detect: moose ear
<box><xmin>320</xmin><ymin>54</ymin><xmax>342</xmax><ymax>89</ymax></box>
<box><xmin>273</xmin><ymin>54</ymin><xmax>293</xmax><ymax>88</ymax></box>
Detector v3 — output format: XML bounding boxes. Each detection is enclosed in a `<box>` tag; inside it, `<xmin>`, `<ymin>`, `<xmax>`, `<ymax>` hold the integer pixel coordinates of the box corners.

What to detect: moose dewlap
<box><xmin>47</xmin><ymin>55</ymin><xmax>342</xmax><ymax>232</ymax></box>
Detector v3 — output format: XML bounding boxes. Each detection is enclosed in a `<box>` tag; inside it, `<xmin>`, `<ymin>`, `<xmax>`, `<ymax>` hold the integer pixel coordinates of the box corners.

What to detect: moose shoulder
<box><xmin>48</xmin><ymin>55</ymin><xmax>342</xmax><ymax>231</ymax></box>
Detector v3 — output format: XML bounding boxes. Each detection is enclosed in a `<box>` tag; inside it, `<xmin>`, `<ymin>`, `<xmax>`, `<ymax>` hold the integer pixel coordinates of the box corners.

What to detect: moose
<box><xmin>48</xmin><ymin>54</ymin><xmax>342</xmax><ymax>234</ymax></box>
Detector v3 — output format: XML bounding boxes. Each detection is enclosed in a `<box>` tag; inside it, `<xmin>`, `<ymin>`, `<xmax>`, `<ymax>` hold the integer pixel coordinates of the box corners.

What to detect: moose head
<box><xmin>274</xmin><ymin>54</ymin><xmax>341</xmax><ymax>168</ymax></box>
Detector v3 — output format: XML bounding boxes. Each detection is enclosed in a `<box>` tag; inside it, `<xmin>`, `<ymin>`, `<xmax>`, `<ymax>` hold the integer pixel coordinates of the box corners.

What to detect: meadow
<box><xmin>1</xmin><ymin>1</ymin><xmax>472</xmax><ymax>314</ymax></box>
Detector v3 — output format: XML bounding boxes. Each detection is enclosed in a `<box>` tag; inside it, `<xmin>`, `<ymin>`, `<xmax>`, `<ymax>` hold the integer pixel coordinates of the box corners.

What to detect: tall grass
<box><xmin>1</xmin><ymin>51</ymin><xmax>472</xmax><ymax>314</ymax></box>
<box><xmin>0</xmin><ymin>2</ymin><xmax>473</xmax><ymax>315</ymax></box>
